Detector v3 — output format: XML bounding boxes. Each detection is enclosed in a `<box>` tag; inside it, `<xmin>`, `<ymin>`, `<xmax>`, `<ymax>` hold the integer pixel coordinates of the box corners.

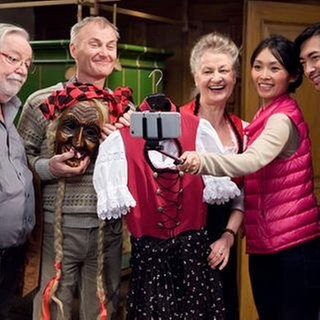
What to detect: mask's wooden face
<box><xmin>55</xmin><ymin>102</ymin><xmax>103</xmax><ymax>167</ymax></box>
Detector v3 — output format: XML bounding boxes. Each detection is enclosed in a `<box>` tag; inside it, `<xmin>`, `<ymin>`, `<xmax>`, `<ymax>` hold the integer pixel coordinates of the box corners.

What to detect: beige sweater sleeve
<box><xmin>198</xmin><ymin>113</ymin><xmax>296</xmax><ymax>177</ymax></box>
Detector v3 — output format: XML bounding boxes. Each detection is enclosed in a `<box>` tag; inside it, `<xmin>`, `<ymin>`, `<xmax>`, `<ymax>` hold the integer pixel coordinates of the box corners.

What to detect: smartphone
<box><xmin>130</xmin><ymin>111</ymin><xmax>181</xmax><ymax>139</ymax></box>
<box><xmin>145</xmin><ymin>93</ymin><xmax>171</xmax><ymax>111</ymax></box>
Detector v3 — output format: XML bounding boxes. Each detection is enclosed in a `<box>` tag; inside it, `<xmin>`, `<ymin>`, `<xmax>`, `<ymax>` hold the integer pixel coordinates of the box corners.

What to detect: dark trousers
<box><xmin>249</xmin><ymin>238</ymin><xmax>320</xmax><ymax>320</ymax></box>
<box><xmin>0</xmin><ymin>245</ymin><xmax>25</xmax><ymax>319</ymax></box>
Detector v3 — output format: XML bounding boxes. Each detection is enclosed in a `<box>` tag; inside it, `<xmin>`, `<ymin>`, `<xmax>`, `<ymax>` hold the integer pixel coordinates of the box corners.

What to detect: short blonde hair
<box><xmin>189</xmin><ymin>32</ymin><xmax>239</xmax><ymax>76</ymax></box>
<box><xmin>70</xmin><ymin>16</ymin><xmax>119</xmax><ymax>44</ymax></box>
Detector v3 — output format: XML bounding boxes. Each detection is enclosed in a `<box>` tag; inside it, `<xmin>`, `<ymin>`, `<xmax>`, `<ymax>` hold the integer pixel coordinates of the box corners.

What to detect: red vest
<box><xmin>120</xmin><ymin>112</ymin><xmax>206</xmax><ymax>238</ymax></box>
<box><xmin>244</xmin><ymin>94</ymin><xmax>320</xmax><ymax>254</ymax></box>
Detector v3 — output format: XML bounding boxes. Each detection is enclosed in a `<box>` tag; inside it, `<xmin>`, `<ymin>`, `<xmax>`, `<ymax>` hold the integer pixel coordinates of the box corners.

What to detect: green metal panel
<box><xmin>19</xmin><ymin>40</ymin><xmax>173</xmax><ymax>105</ymax></box>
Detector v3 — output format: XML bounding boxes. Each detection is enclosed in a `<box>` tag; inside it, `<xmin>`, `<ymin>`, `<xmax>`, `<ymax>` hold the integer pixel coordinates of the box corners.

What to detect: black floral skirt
<box><xmin>126</xmin><ymin>229</ymin><xmax>225</xmax><ymax>319</ymax></box>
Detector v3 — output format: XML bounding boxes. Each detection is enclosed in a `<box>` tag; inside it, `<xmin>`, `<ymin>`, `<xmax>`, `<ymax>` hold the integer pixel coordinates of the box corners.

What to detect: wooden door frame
<box><xmin>242</xmin><ymin>1</ymin><xmax>320</xmax><ymax>121</ymax></box>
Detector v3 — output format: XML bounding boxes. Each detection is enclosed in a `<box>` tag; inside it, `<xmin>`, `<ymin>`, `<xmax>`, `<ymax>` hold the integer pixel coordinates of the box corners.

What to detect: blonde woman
<box><xmin>180</xmin><ymin>32</ymin><xmax>246</xmax><ymax>320</ymax></box>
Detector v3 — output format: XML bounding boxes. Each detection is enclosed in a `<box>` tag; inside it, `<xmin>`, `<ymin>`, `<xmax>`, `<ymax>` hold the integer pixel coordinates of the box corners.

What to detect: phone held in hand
<box><xmin>130</xmin><ymin>111</ymin><xmax>181</xmax><ymax>140</ymax></box>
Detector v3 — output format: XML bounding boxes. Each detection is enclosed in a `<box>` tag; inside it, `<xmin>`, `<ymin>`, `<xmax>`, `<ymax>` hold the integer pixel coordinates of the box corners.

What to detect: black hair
<box><xmin>250</xmin><ymin>35</ymin><xmax>303</xmax><ymax>93</ymax></box>
<box><xmin>295</xmin><ymin>22</ymin><xmax>320</xmax><ymax>51</ymax></box>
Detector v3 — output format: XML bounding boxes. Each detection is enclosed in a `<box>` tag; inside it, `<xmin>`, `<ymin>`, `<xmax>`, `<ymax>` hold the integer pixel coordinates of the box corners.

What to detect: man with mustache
<box><xmin>0</xmin><ymin>23</ymin><xmax>35</xmax><ymax>318</ymax></box>
<box><xmin>18</xmin><ymin>16</ymin><xmax>128</xmax><ymax>320</ymax></box>
<box><xmin>295</xmin><ymin>22</ymin><xmax>320</xmax><ymax>90</ymax></box>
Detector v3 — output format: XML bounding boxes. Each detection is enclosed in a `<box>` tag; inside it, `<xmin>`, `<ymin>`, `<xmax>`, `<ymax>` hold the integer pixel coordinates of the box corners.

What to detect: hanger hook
<box><xmin>148</xmin><ymin>69</ymin><xmax>163</xmax><ymax>92</ymax></box>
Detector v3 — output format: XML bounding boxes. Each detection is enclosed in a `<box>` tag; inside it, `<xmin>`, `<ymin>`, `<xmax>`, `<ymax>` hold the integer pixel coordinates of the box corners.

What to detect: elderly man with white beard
<box><xmin>0</xmin><ymin>23</ymin><xmax>35</xmax><ymax>318</ymax></box>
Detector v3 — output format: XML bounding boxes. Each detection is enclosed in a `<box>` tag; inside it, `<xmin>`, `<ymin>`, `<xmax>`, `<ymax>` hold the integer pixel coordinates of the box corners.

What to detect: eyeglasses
<box><xmin>0</xmin><ymin>51</ymin><xmax>36</xmax><ymax>74</ymax></box>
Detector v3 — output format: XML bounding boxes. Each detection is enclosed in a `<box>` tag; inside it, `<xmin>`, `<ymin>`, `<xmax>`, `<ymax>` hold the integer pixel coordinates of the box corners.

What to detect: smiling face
<box><xmin>194</xmin><ymin>50</ymin><xmax>236</xmax><ymax>108</ymax></box>
<box><xmin>70</xmin><ymin>21</ymin><xmax>118</xmax><ymax>88</ymax></box>
<box><xmin>251</xmin><ymin>48</ymin><xmax>293</xmax><ymax>105</ymax></box>
<box><xmin>0</xmin><ymin>33</ymin><xmax>32</xmax><ymax>103</ymax></box>
<box><xmin>299</xmin><ymin>35</ymin><xmax>320</xmax><ymax>90</ymax></box>
<box><xmin>55</xmin><ymin>101</ymin><xmax>104</xmax><ymax>167</ymax></box>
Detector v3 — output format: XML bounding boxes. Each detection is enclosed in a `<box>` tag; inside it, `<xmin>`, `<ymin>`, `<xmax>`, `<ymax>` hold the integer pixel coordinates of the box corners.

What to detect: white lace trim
<box><xmin>196</xmin><ymin>119</ymin><xmax>241</xmax><ymax>204</ymax></box>
<box><xmin>202</xmin><ymin>175</ymin><xmax>240</xmax><ymax>205</ymax></box>
<box><xmin>96</xmin><ymin>187</ymin><xmax>136</xmax><ymax>220</ymax></box>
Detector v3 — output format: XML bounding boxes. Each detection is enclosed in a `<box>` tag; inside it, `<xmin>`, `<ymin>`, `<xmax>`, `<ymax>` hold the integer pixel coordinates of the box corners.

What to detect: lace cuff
<box><xmin>97</xmin><ymin>186</ymin><xmax>136</xmax><ymax>220</ymax></box>
<box><xmin>93</xmin><ymin>130</ymin><xmax>136</xmax><ymax>220</ymax></box>
<box><xmin>202</xmin><ymin>175</ymin><xmax>240</xmax><ymax>205</ymax></box>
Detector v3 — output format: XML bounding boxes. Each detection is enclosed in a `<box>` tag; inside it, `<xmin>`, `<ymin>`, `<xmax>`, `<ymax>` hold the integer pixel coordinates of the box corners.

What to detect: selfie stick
<box><xmin>156</xmin><ymin>149</ymin><xmax>183</xmax><ymax>165</ymax></box>
<box><xmin>142</xmin><ymin>115</ymin><xmax>182</xmax><ymax>165</ymax></box>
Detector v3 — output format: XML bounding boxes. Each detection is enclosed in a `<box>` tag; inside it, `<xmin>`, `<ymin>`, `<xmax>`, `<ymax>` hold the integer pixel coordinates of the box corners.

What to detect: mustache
<box><xmin>7</xmin><ymin>75</ymin><xmax>25</xmax><ymax>83</ymax></box>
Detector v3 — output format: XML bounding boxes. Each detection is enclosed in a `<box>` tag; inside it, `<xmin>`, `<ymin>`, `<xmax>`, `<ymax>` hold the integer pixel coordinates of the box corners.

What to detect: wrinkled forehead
<box><xmin>199</xmin><ymin>50</ymin><xmax>234</xmax><ymax>65</ymax></box>
<box><xmin>76</xmin><ymin>22</ymin><xmax>117</xmax><ymax>43</ymax></box>
<box><xmin>59</xmin><ymin>103</ymin><xmax>102</xmax><ymax>124</ymax></box>
<box><xmin>0</xmin><ymin>33</ymin><xmax>32</xmax><ymax>59</ymax></box>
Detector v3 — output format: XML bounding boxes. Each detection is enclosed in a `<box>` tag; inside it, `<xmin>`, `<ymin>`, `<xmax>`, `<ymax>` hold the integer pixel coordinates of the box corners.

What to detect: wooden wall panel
<box><xmin>117</xmin><ymin>1</ymin><xmax>244</xmax><ymax>107</ymax></box>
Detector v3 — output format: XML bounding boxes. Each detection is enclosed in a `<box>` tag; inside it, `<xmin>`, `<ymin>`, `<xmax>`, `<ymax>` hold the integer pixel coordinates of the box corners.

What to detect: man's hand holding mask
<box><xmin>39</xmin><ymin>82</ymin><xmax>133</xmax><ymax>177</ymax></box>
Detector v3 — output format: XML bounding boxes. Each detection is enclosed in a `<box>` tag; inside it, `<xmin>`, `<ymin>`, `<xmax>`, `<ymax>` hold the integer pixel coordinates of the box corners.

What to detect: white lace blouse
<box><xmin>93</xmin><ymin>118</ymin><xmax>242</xmax><ymax>220</ymax></box>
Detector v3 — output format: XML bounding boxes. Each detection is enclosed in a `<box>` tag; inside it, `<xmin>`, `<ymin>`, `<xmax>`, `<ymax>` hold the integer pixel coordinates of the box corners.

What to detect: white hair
<box><xmin>190</xmin><ymin>31</ymin><xmax>240</xmax><ymax>76</ymax></box>
<box><xmin>0</xmin><ymin>23</ymin><xmax>29</xmax><ymax>48</ymax></box>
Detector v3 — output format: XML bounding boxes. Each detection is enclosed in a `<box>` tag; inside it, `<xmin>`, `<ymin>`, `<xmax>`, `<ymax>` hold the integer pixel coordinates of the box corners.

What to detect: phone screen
<box><xmin>130</xmin><ymin>112</ymin><xmax>181</xmax><ymax>139</ymax></box>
